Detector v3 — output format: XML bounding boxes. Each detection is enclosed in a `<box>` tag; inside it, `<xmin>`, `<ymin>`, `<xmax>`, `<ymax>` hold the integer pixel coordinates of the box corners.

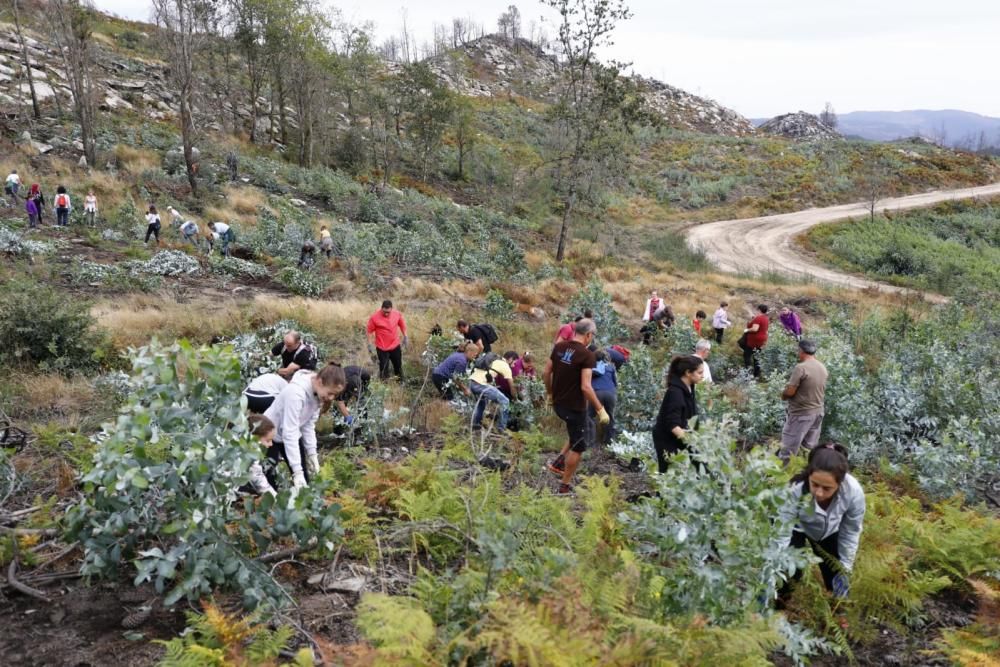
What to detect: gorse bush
<box><xmin>0</xmin><ymin>278</ymin><xmax>107</xmax><ymax>372</ymax></box>
<box><xmin>66</xmin><ymin>341</ymin><xmax>342</xmax><ymax>611</ymax></box>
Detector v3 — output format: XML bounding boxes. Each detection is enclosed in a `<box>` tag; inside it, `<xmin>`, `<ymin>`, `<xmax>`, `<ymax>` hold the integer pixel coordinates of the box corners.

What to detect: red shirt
<box><xmin>367</xmin><ymin>309</ymin><xmax>407</xmax><ymax>351</ymax></box>
<box><xmin>746</xmin><ymin>314</ymin><xmax>769</xmax><ymax>348</ymax></box>
<box><xmin>693</xmin><ymin>319</ymin><xmax>702</xmax><ymax>335</ymax></box>
<box><xmin>556</xmin><ymin>322</ymin><xmax>575</xmax><ymax>341</ymax></box>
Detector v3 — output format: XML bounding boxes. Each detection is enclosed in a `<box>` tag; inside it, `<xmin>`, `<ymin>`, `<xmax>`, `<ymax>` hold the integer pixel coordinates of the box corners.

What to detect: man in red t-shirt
<box><xmin>367</xmin><ymin>299</ymin><xmax>408</xmax><ymax>380</ymax></box>
<box><xmin>542</xmin><ymin>318</ymin><xmax>609</xmax><ymax>495</ymax></box>
<box><xmin>742</xmin><ymin>304</ymin><xmax>770</xmax><ymax>378</ymax></box>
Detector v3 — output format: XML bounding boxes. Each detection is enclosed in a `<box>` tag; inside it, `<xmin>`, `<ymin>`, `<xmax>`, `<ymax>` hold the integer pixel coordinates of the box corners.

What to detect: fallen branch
<box><xmin>6</xmin><ymin>533</ymin><xmax>50</xmax><ymax>603</ymax></box>
<box><xmin>0</xmin><ymin>526</ymin><xmax>59</xmax><ymax>537</ymax></box>
<box><xmin>255</xmin><ymin>544</ymin><xmax>309</xmax><ymax>564</ymax></box>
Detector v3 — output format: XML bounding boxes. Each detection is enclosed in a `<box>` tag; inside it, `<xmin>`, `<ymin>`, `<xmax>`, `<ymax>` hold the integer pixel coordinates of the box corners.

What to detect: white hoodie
<box><xmin>263</xmin><ymin>370</ymin><xmax>320</xmax><ymax>475</ymax></box>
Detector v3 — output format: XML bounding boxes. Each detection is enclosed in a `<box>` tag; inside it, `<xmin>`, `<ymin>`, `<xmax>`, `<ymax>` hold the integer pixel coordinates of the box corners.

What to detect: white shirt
<box><xmin>700</xmin><ymin>360</ymin><xmax>713</xmax><ymax>383</ymax></box>
<box><xmin>84</xmin><ymin>195</ymin><xmax>97</xmax><ymax>212</ymax></box>
<box><xmin>6</xmin><ymin>173</ymin><xmax>20</xmax><ymax>185</ymax></box>
<box><xmin>169</xmin><ymin>208</ymin><xmax>183</xmax><ymax>224</ymax></box>
<box><xmin>712</xmin><ymin>308</ymin><xmax>732</xmax><ymax>329</ymax></box>
<box><xmin>263</xmin><ymin>371</ymin><xmax>321</xmax><ymax>475</ymax></box>
<box><xmin>245</xmin><ymin>373</ymin><xmax>288</xmax><ymax>397</ymax></box>
<box><xmin>213</xmin><ymin>222</ymin><xmax>230</xmax><ymax>235</ymax></box>
<box><xmin>145</xmin><ymin>212</ymin><xmax>160</xmax><ymax>226</ymax></box>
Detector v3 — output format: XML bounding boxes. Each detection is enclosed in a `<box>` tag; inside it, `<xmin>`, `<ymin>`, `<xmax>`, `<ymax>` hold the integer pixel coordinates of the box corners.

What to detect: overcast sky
<box><xmin>94</xmin><ymin>0</ymin><xmax>1000</xmax><ymax>119</ymax></box>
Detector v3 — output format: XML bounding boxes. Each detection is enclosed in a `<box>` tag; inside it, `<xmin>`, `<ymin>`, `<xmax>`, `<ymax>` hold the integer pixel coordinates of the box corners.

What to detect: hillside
<box><xmin>837</xmin><ymin>109</ymin><xmax>1000</xmax><ymax>148</ymax></box>
<box><xmin>0</xmin><ymin>5</ymin><xmax>998</xmax><ymax>667</ymax></box>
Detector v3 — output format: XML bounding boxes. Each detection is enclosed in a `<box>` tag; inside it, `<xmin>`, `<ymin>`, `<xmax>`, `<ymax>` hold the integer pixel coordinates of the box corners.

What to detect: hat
<box><xmin>798</xmin><ymin>339</ymin><xmax>817</xmax><ymax>355</ymax></box>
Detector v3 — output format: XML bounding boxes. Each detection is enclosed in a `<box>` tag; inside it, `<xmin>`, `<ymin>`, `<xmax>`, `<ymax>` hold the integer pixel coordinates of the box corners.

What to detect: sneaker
<box><xmin>556</xmin><ymin>483</ymin><xmax>574</xmax><ymax>496</ymax></box>
<box><xmin>546</xmin><ymin>458</ymin><xmax>565</xmax><ymax>476</ymax></box>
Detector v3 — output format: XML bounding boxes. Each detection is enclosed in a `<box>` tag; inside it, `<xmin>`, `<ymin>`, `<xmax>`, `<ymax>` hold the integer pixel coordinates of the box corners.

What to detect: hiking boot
<box><xmin>556</xmin><ymin>483</ymin><xmax>574</xmax><ymax>496</ymax></box>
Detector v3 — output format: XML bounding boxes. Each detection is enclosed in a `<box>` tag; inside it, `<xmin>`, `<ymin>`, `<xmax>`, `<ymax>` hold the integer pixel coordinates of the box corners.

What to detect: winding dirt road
<box><xmin>686</xmin><ymin>182</ymin><xmax>1000</xmax><ymax>293</ymax></box>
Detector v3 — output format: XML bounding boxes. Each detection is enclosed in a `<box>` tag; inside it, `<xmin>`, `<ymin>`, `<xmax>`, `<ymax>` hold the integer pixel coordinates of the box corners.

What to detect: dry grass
<box><xmin>114</xmin><ymin>144</ymin><xmax>160</xmax><ymax>174</ymax></box>
<box><xmin>1</xmin><ymin>372</ymin><xmax>96</xmax><ymax>422</ymax></box>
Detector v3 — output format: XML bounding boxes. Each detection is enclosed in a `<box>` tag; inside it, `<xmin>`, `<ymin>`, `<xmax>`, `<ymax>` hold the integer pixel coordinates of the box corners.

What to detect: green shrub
<box><xmin>0</xmin><ymin>278</ymin><xmax>107</xmax><ymax>372</ymax></box>
<box><xmin>276</xmin><ymin>266</ymin><xmax>327</xmax><ymax>297</ymax></box>
<box><xmin>483</xmin><ymin>289</ymin><xmax>515</xmax><ymax>321</ymax></box>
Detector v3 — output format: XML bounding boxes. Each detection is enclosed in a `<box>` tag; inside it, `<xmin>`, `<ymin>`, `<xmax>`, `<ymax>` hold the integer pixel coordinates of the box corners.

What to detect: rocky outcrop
<box><xmin>758</xmin><ymin>111</ymin><xmax>840</xmax><ymax>141</ymax></box>
<box><xmin>417</xmin><ymin>34</ymin><xmax>755</xmax><ymax>137</ymax></box>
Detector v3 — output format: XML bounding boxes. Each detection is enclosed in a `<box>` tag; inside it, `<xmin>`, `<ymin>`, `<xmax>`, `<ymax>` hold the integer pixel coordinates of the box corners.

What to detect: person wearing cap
<box><xmin>778</xmin><ymin>339</ymin><xmax>828</xmax><ymax>463</ymax></box>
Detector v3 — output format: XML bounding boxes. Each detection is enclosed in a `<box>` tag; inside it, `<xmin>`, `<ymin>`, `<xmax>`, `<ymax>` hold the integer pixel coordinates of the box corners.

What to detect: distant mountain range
<box><xmin>752</xmin><ymin>110</ymin><xmax>1000</xmax><ymax>149</ymax></box>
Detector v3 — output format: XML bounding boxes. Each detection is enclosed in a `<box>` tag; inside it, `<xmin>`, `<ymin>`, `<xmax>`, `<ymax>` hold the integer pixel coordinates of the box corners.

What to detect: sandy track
<box><xmin>686</xmin><ymin>182</ymin><xmax>1000</xmax><ymax>294</ymax></box>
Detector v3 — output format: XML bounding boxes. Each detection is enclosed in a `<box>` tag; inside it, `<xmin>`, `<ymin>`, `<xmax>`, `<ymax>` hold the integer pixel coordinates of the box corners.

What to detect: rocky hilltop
<box><xmin>421</xmin><ymin>34</ymin><xmax>754</xmax><ymax>136</ymax></box>
<box><xmin>757</xmin><ymin>111</ymin><xmax>840</xmax><ymax>141</ymax></box>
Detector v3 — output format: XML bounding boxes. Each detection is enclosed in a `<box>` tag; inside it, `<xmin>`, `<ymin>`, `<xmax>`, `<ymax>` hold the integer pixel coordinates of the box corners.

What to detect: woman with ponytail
<box><xmin>651</xmin><ymin>355</ymin><xmax>704</xmax><ymax>473</ymax></box>
<box><xmin>784</xmin><ymin>444</ymin><xmax>866</xmax><ymax>598</ymax></box>
<box><xmin>263</xmin><ymin>363</ymin><xmax>346</xmax><ymax>490</ymax></box>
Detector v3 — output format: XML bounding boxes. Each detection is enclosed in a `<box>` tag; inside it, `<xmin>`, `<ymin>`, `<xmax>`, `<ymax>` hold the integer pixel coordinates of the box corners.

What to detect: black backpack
<box><xmin>476</xmin><ymin>323</ymin><xmax>499</xmax><ymax>345</ymax></box>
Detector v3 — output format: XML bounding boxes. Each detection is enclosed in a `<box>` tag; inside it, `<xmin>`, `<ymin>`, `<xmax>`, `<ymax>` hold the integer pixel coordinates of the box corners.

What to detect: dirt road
<box><xmin>686</xmin><ymin>182</ymin><xmax>1000</xmax><ymax>293</ymax></box>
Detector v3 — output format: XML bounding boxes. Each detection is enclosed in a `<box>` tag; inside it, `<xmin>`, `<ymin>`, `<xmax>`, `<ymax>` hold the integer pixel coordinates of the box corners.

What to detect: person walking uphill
<box><xmin>54</xmin><ymin>186</ymin><xmax>72</xmax><ymax>227</ymax></box>
<box><xmin>29</xmin><ymin>184</ymin><xmax>45</xmax><ymax>224</ymax></box>
<box><xmin>652</xmin><ymin>355</ymin><xmax>704</xmax><ymax>473</ymax></box>
<box><xmin>263</xmin><ymin>364</ymin><xmax>346</xmax><ymax>490</ymax></box>
<box><xmin>741</xmin><ymin>304</ymin><xmax>770</xmax><ymax>378</ymax></box>
<box><xmin>144</xmin><ymin>205</ymin><xmax>161</xmax><ymax>244</ymax></box>
<box><xmin>779</xmin><ymin>339</ymin><xmax>828</xmax><ymax>463</ymax></box>
<box><xmin>544</xmin><ymin>319</ymin><xmax>610</xmax><ymax>495</ymax></box>
<box><xmin>712</xmin><ymin>302</ymin><xmax>732</xmax><ymax>344</ymax></box>
<box><xmin>367</xmin><ymin>300</ymin><xmax>407</xmax><ymax>381</ymax></box>
<box><xmin>25</xmin><ymin>196</ymin><xmax>39</xmax><ymax>229</ymax></box>
<box><xmin>779</xmin><ymin>445</ymin><xmax>866</xmax><ymax>598</ymax></box>
<box><xmin>5</xmin><ymin>169</ymin><xmax>21</xmax><ymax>203</ymax></box>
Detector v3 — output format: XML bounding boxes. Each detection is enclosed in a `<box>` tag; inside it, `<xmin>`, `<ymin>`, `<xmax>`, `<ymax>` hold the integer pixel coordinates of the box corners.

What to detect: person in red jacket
<box><xmin>742</xmin><ymin>304</ymin><xmax>770</xmax><ymax>378</ymax></box>
<box><xmin>367</xmin><ymin>299</ymin><xmax>407</xmax><ymax>381</ymax></box>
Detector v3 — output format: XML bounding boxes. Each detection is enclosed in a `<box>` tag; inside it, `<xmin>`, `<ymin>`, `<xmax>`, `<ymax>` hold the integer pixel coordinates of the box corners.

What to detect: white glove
<box><xmin>307</xmin><ymin>453</ymin><xmax>320</xmax><ymax>476</ymax></box>
<box><xmin>292</xmin><ymin>471</ymin><xmax>308</xmax><ymax>489</ymax></box>
<box><xmin>248</xmin><ymin>462</ymin><xmax>277</xmax><ymax>497</ymax></box>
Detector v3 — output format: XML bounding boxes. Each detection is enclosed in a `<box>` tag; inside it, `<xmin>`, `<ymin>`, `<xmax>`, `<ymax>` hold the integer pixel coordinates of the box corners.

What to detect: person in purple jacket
<box><xmin>779</xmin><ymin>307</ymin><xmax>803</xmax><ymax>341</ymax></box>
<box><xmin>25</xmin><ymin>196</ymin><xmax>39</xmax><ymax>228</ymax></box>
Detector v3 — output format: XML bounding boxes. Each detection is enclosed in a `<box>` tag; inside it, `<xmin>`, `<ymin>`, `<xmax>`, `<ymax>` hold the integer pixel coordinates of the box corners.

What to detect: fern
<box><xmin>156</xmin><ymin>603</ymin><xmax>298</xmax><ymax>667</ymax></box>
<box><xmin>355</xmin><ymin>593</ymin><xmax>439</xmax><ymax>665</ymax></box>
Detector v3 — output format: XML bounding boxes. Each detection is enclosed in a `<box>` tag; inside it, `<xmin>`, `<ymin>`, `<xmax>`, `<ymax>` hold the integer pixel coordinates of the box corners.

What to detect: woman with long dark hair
<box><xmin>651</xmin><ymin>355</ymin><xmax>704</xmax><ymax>473</ymax></box>
<box><xmin>783</xmin><ymin>444</ymin><xmax>866</xmax><ymax>597</ymax></box>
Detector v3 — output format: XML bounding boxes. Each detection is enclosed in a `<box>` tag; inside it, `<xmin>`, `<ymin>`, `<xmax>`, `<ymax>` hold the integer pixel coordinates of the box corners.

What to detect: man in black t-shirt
<box><xmin>542</xmin><ymin>319</ymin><xmax>609</xmax><ymax>495</ymax></box>
<box><xmin>333</xmin><ymin>365</ymin><xmax>372</xmax><ymax>425</ymax></box>
<box><xmin>271</xmin><ymin>331</ymin><xmax>318</xmax><ymax>379</ymax></box>
<box><xmin>457</xmin><ymin>319</ymin><xmax>492</xmax><ymax>353</ymax></box>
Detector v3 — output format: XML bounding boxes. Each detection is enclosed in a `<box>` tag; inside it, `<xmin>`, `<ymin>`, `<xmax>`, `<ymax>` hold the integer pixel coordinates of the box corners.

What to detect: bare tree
<box><xmin>819</xmin><ymin>101</ymin><xmax>837</xmax><ymax>130</ymax></box>
<box><xmin>152</xmin><ymin>0</ymin><xmax>203</xmax><ymax>195</ymax></box>
<box><xmin>862</xmin><ymin>158</ymin><xmax>891</xmax><ymax>223</ymax></box>
<box><xmin>51</xmin><ymin>0</ymin><xmax>98</xmax><ymax>166</ymax></box>
<box><xmin>11</xmin><ymin>0</ymin><xmax>41</xmax><ymax>120</ymax></box>
<box><xmin>497</xmin><ymin>5</ymin><xmax>522</xmax><ymax>45</ymax></box>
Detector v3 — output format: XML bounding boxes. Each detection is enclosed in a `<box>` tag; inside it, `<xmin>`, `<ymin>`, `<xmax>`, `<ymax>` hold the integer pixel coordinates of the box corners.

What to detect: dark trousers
<box><xmin>432</xmin><ymin>373</ymin><xmax>454</xmax><ymax>399</ymax></box>
<box><xmin>265</xmin><ymin>438</ymin><xmax>309</xmax><ymax>488</ymax></box>
<box><xmin>145</xmin><ymin>222</ymin><xmax>160</xmax><ymax>243</ymax></box>
<box><xmin>377</xmin><ymin>345</ymin><xmax>403</xmax><ymax>380</ymax></box>
<box><xmin>781</xmin><ymin>530</ymin><xmax>841</xmax><ymax>594</ymax></box>
<box><xmin>588</xmin><ymin>389</ymin><xmax>617</xmax><ymax>446</ymax></box>
<box><xmin>56</xmin><ymin>207</ymin><xmax>69</xmax><ymax>226</ymax></box>
<box><xmin>743</xmin><ymin>346</ymin><xmax>762</xmax><ymax>378</ymax></box>
<box><xmin>653</xmin><ymin>432</ymin><xmax>677</xmax><ymax>473</ymax></box>
<box><xmin>714</xmin><ymin>327</ymin><xmax>725</xmax><ymax>344</ymax></box>
<box><xmin>244</xmin><ymin>392</ymin><xmax>275</xmax><ymax>414</ymax></box>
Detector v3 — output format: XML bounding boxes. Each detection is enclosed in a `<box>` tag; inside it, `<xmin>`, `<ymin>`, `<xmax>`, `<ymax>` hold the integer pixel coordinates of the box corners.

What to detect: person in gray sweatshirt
<box><xmin>781</xmin><ymin>444</ymin><xmax>866</xmax><ymax>598</ymax></box>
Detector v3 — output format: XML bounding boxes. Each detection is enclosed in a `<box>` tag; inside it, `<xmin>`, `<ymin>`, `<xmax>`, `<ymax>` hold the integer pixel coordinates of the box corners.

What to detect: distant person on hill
<box><xmin>652</xmin><ymin>355</ymin><xmax>704</xmax><ymax>473</ymax></box>
<box><xmin>431</xmin><ymin>340</ymin><xmax>478</xmax><ymax>399</ymax></box>
<box><xmin>263</xmin><ymin>364</ymin><xmax>346</xmax><ymax>490</ymax></box>
<box><xmin>25</xmin><ymin>195</ymin><xmax>39</xmax><ymax>229</ymax></box>
<box><xmin>144</xmin><ymin>205</ymin><xmax>161</xmax><ymax>244</ymax></box>
<box><xmin>694</xmin><ymin>339</ymin><xmax>713</xmax><ymax>384</ymax></box>
<box><xmin>5</xmin><ymin>169</ymin><xmax>21</xmax><ymax>203</ymax></box>
<box><xmin>544</xmin><ymin>318</ymin><xmax>609</xmax><ymax>495</ymax></box>
<box><xmin>779</xmin><ymin>444</ymin><xmax>865</xmax><ymax>598</ymax></box>
<box><xmin>167</xmin><ymin>206</ymin><xmax>184</xmax><ymax>228</ymax></box>
<box><xmin>367</xmin><ymin>299</ymin><xmax>407</xmax><ymax>381</ymax></box>
<box><xmin>740</xmin><ymin>304</ymin><xmax>770</xmax><ymax>378</ymax></box>
<box><xmin>779</xmin><ymin>306</ymin><xmax>803</xmax><ymax>341</ymax></box>
<box><xmin>84</xmin><ymin>190</ymin><xmax>97</xmax><ymax>226</ymax></box>
<box><xmin>319</xmin><ymin>226</ymin><xmax>333</xmax><ymax>258</ymax></box>
<box><xmin>29</xmin><ymin>184</ymin><xmax>45</xmax><ymax>224</ymax></box>
<box><xmin>641</xmin><ymin>290</ymin><xmax>663</xmax><ymax>323</ymax></box>
<box><xmin>179</xmin><ymin>219</ymin><xmax>200</xmax><ymax>246</ymax></box>
<box><xmin>243</xmin><ymin>372</ymin><xmax>289</xmax><ymax>414</ymax></box>
<box><xmin>54</xmin><ymin>186</ymin><xmax>72</xmax><ymax>227</ymax></box>
<box><xmin>333</xmin><ymin>365</ymin><xmax>372</xmax><ymax>425</ymax></box>
<box><xmin>208</xmin><ymin>221</ymin><xmax>234</xmax><ymax>256</ymax></box>
<box><xmin>779</xmin><ymin>340</ymin><xmax>828</xmax><ymax>463</ymax></box>
<box><xmin>693</xmin><ymin>310</ymin><xmax>707</xmax><ymax>336</ymax></box>
<box><xmin>271</xmin><ymin>330</ymin><xmax>318</xmax><ymax>380</ymax></box>
<box><xmin>712</xmin><ymin>301</ymin><xmax>733</xmax><ymax>344</ymax></box>
<box><xmin>298</xmin><ymin>240</ymin><xmax>316</xmax><ymax>269</ymax></box>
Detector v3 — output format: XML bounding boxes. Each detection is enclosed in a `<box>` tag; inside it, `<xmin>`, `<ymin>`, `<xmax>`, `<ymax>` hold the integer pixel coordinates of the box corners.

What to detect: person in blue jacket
<box><xmin>431</xmin><ymin>341</ymin><xmax>478</xmax><ymax>399</ymax></box>
<box><xmin>588</xmin><ymin>349</ymin><xmax>622</xmax><ymax>446</ymax></box>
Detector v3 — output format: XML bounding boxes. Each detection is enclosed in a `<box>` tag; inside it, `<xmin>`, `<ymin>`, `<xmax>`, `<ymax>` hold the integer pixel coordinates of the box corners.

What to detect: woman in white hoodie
<box><xmin>263</xmin><ymin>364</ymin><xmax>346</xmax><ymax>489</ymax></box>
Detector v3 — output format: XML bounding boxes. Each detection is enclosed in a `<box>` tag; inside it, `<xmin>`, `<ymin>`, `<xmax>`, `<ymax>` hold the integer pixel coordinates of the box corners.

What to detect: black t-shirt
<box><xmin>340</xmin><ymin>366</ymin><xmax>371</xmax><ymax>402</ymax></box>
<box><xmin>271</xmin><ymin>341</ymin><xmax>318</xmax><ymax>371</ymax></box>
<box><xmin>465</xmin><ymin>325</ymin><xmax>492</xmax><ymax>353</ymax></box>
<box><xmin>549</xmin><ymin>340</ymin><xmax>596</xmax><ymax>411</ymax></box>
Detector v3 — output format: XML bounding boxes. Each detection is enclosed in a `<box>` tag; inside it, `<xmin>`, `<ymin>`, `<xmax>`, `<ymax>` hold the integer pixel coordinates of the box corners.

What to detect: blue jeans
<box><xmin>56</xmin><ymin>207</ymin><xmax>69</xmax><ymax>226</ymax></box>
<box><xmin>470</xmin><ymin>382</ymin><xmax>509</xmax><ymax>431</ymax></box>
